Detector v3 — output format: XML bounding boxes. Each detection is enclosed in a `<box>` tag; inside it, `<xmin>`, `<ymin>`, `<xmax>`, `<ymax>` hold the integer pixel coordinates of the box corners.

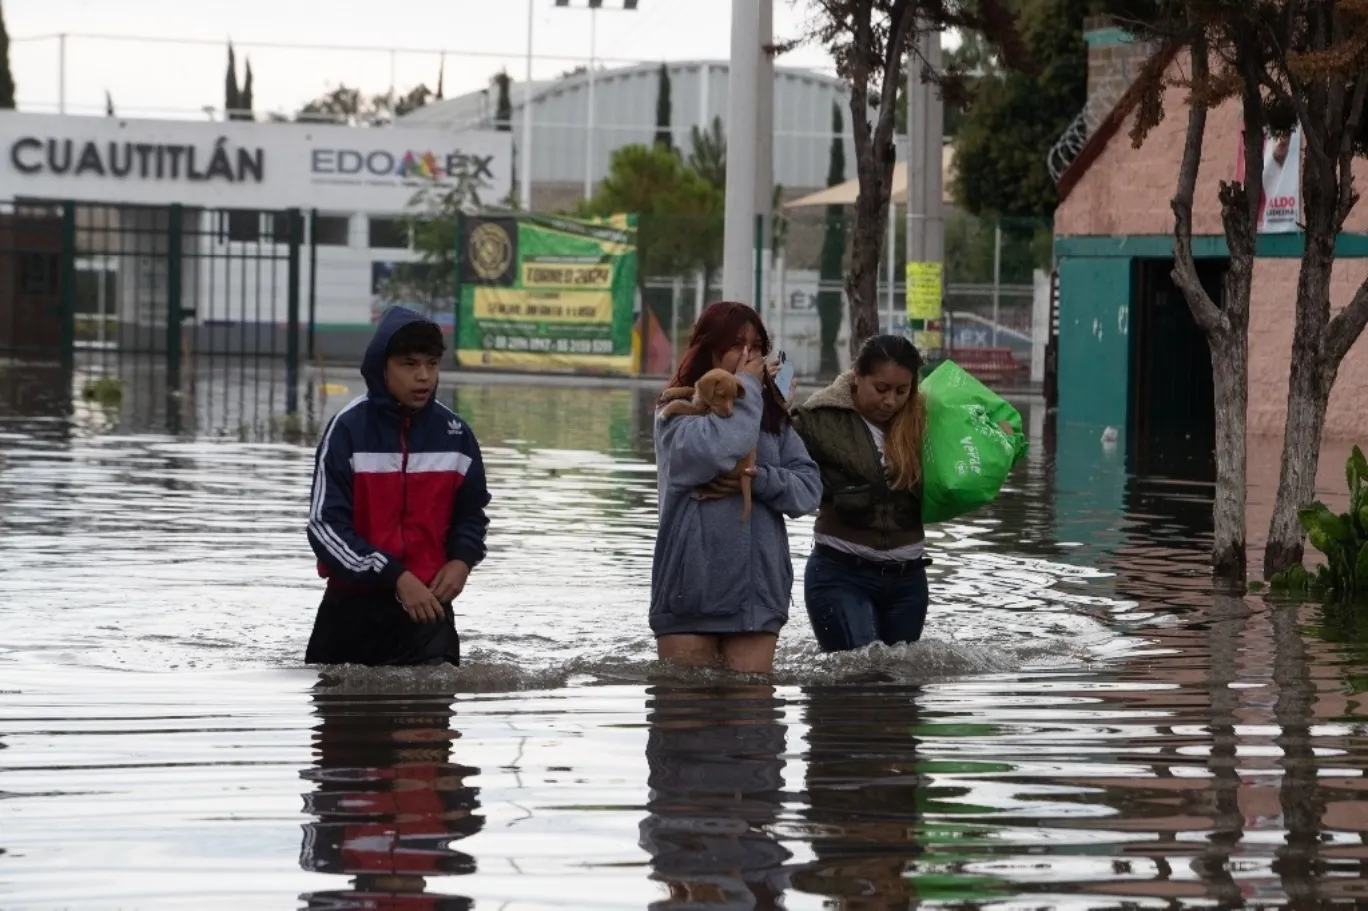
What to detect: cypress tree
<box><xmin>654</xmin><ymin>62</ymin><xmax>672</xmax><ymax>151</ymax></box>
<box><xmin>816</xmin><ymin>102</ymin><xmax>847</xmax><ymax>378</ymax></box>
<box><xmin>224</xmin><ymin>43</ymin><xmax>240</xmax><ymax>117</ymax></box>
<box><xmin>0</xmin><ymin>2</ymin><xmax>15</xmax><ymax>110</ymax></box>
<box><xmin>493</xmin><ymin>70</ymin><xmax>512</xmax><ymax>131</ymax></box>
<box><xmin>236</xmin><ymin>59</ymin><xmax>254</xmax><ymax>121</ymax></box>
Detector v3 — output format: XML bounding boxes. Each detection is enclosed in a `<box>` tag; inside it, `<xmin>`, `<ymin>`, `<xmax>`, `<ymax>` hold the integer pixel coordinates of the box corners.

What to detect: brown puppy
<box><xmin>660</xmin><ymin>368</ymin><xmax>758</xmax><ymax>522</ymax></box>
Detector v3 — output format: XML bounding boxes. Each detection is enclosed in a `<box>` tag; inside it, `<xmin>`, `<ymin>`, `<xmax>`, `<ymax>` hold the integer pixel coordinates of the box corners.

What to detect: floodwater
<box><xmin>3</xmin><ymin>374</ymin><xmax>1368</xmax><ymax>909</ymax></box>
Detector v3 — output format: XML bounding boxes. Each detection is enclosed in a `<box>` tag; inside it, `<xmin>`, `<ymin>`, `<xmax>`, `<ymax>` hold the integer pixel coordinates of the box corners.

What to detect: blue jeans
<box><xmin>803</xmin><ymin>546</ymin><xmax>929</xmax><ymax>652</ymax></box>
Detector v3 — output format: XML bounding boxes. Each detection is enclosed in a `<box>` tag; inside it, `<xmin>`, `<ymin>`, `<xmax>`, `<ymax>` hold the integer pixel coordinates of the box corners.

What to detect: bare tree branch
<box><xmin>876</xmin><ymin>0</ymin><xmax>916</xmax><ymax>133</ymax></box>
<box><xmin>845</xmin><ymin>4</ymin><xmax>875</xmax><ymax>177</ymax></box>
<box><xmin>1238</xmin><ymin>38</ymin><xmax>1267</xmax><ymax>242</ymax></box>
<box><xmin>1335</xmin><ymin>75</ymin><xmax>1368</xmax><ymax>229</ymax></box>
<box><xmin>1171</xmin><ymin>27</ymin><xmax>1226</xmax><ymax>337</ymax></box>
<box><xmin>1326</xmin><ymin>279</ymin><xmax>1368</xmax><ymax>364</ymax></box>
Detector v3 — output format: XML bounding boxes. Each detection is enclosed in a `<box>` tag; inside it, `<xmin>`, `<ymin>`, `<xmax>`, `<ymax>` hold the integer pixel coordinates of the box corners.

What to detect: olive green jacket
<box><xmin>790</xmin><ymin>372</ymin><xmax>925</xmax><ymax>551</ymax></box>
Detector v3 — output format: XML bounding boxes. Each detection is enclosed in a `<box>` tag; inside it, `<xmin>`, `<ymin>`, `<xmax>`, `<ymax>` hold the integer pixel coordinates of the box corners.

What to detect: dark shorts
<box><xmin>803</xmin><ymin>545</ymin><xmax>930</xmax><ymax>653</ymax></box>
<box><xmin>305</xmin><ymin>588</ymin><xmax>461</xmax><ymax>667</ymax></box>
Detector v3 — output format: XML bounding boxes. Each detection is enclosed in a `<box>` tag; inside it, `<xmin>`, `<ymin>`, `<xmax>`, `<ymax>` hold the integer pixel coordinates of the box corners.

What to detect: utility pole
<box><xmin>722</xmin><ymin>0</ymin><xmax>768</xmax><ymax>304</ymax></box>
<box><xmin>906</xmin><ymin>26</ymin><xmax>945</xmax><ymax>345</ymax></box>
<box><xmin>521</xmin><ymin>0</ymin><xmax>534</xmax><ymax>210</ymax></box>
<box><xmin>753</xmin><ymin>0</ymin><xmax>773</xmax><ymax>311</ymax></box>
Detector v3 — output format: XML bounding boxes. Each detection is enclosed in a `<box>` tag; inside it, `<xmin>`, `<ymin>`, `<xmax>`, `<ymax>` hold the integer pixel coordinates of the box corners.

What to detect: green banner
<box><xmin>456</xmin><ymin>212</ymin><xmax>638</xmax><ymax>374</ymax></box>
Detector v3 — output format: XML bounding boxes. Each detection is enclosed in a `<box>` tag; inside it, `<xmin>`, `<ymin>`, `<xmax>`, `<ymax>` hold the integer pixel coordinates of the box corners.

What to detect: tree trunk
<box><xmin>1263</xmin><ymin>338</ymin><xmax>1336</xmax><ymax>576</ymax></box>
<box><xmin>839</xmin><ymin>5</ymin><xmax>914</xmax><ymax>363</ymax></box>
<box><xmin>1263</xmin><ymin>177</ymin><xmax>1340</xmax><ymax>577</ymax></box>
<box><xmin>845</xmin><ymin>186</ymin><xmax>886</xmax><ymax>361</ymax></box>
<box><xmin>1167</xmin><ymin>32</ymin><xmax>1254</xmax><ymax>583</ymax></box>
<box><xmin>1210</xmin><ymin>332</ymin><xmax>1249</xmax><ymax>579</ymax></box>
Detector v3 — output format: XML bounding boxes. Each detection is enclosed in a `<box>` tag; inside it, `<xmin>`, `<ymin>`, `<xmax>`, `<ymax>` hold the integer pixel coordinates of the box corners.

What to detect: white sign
<box><xmin>1259</xmin><ymin>126</ymin><xmax>1301</xmax><ymax>234</ymax></box>
<box><xmin>0</xmin><ymin>112</ymin><xmax>512</xmax><ymax>214</ymax></box>
<box><xmin>1236</xmin><ymin>121</ymin><xmax>1301</xmax><ymax>235</ymax></box>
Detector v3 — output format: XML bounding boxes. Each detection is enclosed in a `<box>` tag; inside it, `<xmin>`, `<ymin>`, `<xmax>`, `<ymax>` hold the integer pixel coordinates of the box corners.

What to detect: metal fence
<box><xmin>635</xmin><ymin>210</ymin><xmax>1051</xmax><ymax>384</ymax></box>
<box><xmin>640</xmin><ymin>277</ymin><xmax>1043</xmax><ymax>386</ymax></box>
<box><xmin>0</xmin><ymin>199</ymin><xmax>306</xmax><ymax>433</ymax></box>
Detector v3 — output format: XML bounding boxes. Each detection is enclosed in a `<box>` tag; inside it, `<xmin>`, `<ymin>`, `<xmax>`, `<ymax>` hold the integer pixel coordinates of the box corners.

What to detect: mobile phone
<box><xmin>775</xmin><ymin>350</ymin><xmax>795</xmax><ymax>399</ymax></box>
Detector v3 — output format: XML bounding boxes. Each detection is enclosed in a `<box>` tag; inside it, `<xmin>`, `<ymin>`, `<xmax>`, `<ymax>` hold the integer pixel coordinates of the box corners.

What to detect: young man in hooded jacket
<box><xmin>304</xmin><ymin>306</ymin><xmax>491</xmax><ymax>666</ymax></box>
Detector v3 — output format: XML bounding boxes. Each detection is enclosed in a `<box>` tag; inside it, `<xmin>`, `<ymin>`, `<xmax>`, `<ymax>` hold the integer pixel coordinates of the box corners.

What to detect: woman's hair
<box><xmin>662</xmin><ymin>300</ymin><xmax>789</xmax><ymax>433</ymax></box>
<box><xmin>854</xmin><ymin>334</ymin><xmax>927</xmax><ymax>491</ymax></box>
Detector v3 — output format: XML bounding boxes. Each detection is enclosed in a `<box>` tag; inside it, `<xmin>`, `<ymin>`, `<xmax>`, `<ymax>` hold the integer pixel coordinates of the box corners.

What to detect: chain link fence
<box><xmin>637</xmin><ymin>212</ymin><xmax>1052</xmax><ymax>388</ymax></box>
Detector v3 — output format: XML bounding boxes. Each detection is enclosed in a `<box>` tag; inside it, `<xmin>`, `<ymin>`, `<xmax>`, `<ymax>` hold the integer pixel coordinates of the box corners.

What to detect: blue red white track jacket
<box><xmin>306</xmin><ymin>307</ymin><xmax>490</xmax><ymax>591</ymax></box>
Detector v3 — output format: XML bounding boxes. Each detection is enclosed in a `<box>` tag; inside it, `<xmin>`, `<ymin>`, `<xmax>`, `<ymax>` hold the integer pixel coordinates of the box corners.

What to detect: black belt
<box><xmin>813</xmin><ymin>543</ymin><xmax>931</xmax><ymax>576</ymax></box>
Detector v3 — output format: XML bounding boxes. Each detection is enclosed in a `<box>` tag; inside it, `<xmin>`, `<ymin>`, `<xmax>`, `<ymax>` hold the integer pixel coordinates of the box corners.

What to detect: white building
<box><xmin>398</xmin><ymin>60</ymin><xmax>857</xmax><ymax>211</ymax></box>
<box><xmin>0</xmin><ymin>111</ymin><xmax>511</xmax><ymax>360</ymax></box>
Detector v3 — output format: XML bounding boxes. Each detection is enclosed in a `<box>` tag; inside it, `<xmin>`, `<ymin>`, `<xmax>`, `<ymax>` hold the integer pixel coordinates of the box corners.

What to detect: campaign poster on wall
<box><xmin>455</xmin><ymin>212</ymin><xmax>638</xmax><ymax>375</ymax></box>
<box><xmin>1236</xmin><ymin>123</ymin><xmax>1302</xmax><ymax>234</ymax></box>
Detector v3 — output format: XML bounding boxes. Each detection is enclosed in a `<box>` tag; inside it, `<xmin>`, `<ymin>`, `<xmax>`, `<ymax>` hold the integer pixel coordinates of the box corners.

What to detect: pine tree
<box><xmin>654</xmin><ymin>62</ymin><xmax>673</xmax><ymax>150</ymax></box>
<box><xmin>816</xmin><ymin>103</ymin><xmax>847</xmax><ymax>377</ymax></box>
<box><xmin>0</xmin><ymin>1</ymin><xmax>16</xmax><ymax>110</ymax></box>
<box><xmin>236</xmin><ymin>59</ymin><xmax>254</xmax><ymax>121</ymax></box>
<box><xmin>493</xmin><ymin>71</ymin><xmax>512</xmax><ymax>131</ymax></box>
<box><xmin>224</xmin><ymin>43</ymin><xmax>240</xmax><ymax>118</ymax></box>
<box><xmin>436</xmin><ymin>57</ymin><xmax>445</xmax><ymax>100</ymax></box>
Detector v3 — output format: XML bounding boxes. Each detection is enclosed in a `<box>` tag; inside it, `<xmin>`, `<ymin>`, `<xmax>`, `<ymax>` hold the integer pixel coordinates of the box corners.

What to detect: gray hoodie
<box><xmin>650</xmin><ymin>373</ymin><xmax>822</xmax><ymax>637</ymax></box>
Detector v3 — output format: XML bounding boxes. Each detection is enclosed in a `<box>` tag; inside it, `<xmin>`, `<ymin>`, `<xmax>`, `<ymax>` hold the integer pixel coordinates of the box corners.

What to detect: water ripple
<box><xmin>4</xmin><ymin>384</ymin><xmax>1367</xmax><ymax>907</ymax></box>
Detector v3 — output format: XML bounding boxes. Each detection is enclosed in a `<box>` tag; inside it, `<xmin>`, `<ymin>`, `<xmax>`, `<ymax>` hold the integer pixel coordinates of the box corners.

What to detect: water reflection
<box><xmin>792</xmin><ymin>684</ymin><xmax>925</xmax><ymax>904</ymax></box>
<box><xmin>298</xmin><ymin>681</ymin><xmax>483</xmax><ymax>910</ymax></box>
<box><xmin>792</xmin><ymin>685</ymin><xmax>1010</xmax><ymax>906</ymax></box>
<box><xmin>7</xmin><ymin>380</ymin><xmax>1368</xmax><ymax>906</ymax></box>
<box><xmin>639</xmin><ymin>683</ymin><xmax>791</xmax><ymax>908</ymax></box>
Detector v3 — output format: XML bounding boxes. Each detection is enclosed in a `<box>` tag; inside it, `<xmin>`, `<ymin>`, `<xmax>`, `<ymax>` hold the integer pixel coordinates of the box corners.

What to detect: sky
<box><xmin>4</xmin><ymin>0</ymin><xmax>847</xmax><ymax>120</ymax></box>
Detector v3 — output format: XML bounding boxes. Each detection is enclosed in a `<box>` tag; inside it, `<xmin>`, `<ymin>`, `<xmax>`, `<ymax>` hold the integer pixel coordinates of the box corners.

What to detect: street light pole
<box><xmin>555</xmin><ymin>0</ymin><xmax>638</xmax><ymax>202</ymax></box>
<box><xmin>585</xmin><ymin>5</ymin><xmax>597</xmax><ymax>200</ymax></box>
<box><xmin>522</xmin><ymin>0</ymin><xmax>535</xmax><ymax>210</ymax></box>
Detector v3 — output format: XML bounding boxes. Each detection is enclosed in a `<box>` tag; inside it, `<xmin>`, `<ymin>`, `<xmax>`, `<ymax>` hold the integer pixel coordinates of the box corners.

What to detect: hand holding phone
<box><xmin>774</xmin><ymin>351</ymin><xmax>796</xmax><ymax>401</ymax></box>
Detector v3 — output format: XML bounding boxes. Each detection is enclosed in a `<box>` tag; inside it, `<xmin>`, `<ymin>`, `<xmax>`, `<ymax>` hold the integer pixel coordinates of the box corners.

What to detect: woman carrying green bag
<box><xmin>790</xmin><ymin>335</ymin><xmax>931</xmax><ymax>652</ymax></box>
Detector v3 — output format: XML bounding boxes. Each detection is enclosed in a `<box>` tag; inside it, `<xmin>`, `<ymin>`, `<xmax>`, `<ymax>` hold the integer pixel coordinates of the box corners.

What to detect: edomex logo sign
<box><xmin>460</xmin><ymin>217</ymin><xmax>518</xmax><ymax>286</ymax></box>
<box><xmin>311</xmin><ymin>146</ymin><xmax>494</xmax><ymax>189</ymax></box>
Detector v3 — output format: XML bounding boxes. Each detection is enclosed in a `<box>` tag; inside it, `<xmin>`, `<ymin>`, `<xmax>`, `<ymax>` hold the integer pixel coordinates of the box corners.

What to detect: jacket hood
<box><xmin>797</xmin><ymin>371</ymin><xmax>857</xmax><ymax>412</ymax></box>
<box><xmin>361</xmin><ymin>306</ymin><xmax>439</xmax><ymax>408</ymax></box>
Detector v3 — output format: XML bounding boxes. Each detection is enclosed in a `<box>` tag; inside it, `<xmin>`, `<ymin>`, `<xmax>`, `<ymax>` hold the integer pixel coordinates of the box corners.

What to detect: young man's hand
<box><xmin>430</xmin><ymin>560</ymin><xmax>471</xmax><ymax>605</ymax></box>
<box><xmin>396</xmin><ymin>570</ymin><xmax>444</xmax><ymax>623</ymax></box>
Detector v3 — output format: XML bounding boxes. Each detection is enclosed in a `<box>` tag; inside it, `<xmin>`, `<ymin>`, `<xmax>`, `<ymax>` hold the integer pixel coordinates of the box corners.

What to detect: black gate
<box><xmin>0</xmin><ymin>199</ymin><xmax>308</xmax><ymax>434</ymax></box>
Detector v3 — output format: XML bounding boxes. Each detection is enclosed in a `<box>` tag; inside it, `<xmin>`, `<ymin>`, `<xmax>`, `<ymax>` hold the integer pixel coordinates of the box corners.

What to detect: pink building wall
<box><xmin>1055</xmin><ymin>53</ymin><xmax>1368</xmax><ymax>443</ymax></box>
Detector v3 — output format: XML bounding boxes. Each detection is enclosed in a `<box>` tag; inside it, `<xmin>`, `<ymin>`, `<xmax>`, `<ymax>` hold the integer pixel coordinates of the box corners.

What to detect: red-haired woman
<box><xmin>651</xmin><ymin>301</ymin><xmax>822</xmax><ymax>673</ymax></box>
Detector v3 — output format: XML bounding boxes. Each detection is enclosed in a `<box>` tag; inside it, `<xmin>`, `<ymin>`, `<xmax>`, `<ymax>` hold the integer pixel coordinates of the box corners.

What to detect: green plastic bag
<box><xmin>920</xmin><ymin>360</ymin><xmax>1028</xmax><ymax>524</ymax></box>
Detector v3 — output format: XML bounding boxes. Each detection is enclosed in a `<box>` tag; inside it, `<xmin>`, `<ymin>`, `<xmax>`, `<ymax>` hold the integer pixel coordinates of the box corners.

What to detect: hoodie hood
<box><xmin>361</xmin><ymin>306</ymin><xmax>440</xmax><ymax>409</ymax></box>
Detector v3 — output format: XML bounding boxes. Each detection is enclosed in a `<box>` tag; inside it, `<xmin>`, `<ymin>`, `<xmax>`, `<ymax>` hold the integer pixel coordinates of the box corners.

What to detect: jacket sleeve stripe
<box><xmin>308</xmin><ymin>518</ymin><xmax>387</xmax><ymax>573</ymax></box>
<box><xmin>309</xmin><ymin>397</ymin><xmax>389</xmax><ymax>574</ymax></box>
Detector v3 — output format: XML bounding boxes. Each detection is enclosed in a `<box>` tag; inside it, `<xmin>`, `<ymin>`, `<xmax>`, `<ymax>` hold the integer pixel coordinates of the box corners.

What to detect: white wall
<box><xmin>1</xmin><ymin>112</ymin><xmax>512</xmax><ymax>213</ymax></box>
<box><xmin>3</xmin><ymin>112</ymin><xmax>508</xmax><ymax>336</ymax></box>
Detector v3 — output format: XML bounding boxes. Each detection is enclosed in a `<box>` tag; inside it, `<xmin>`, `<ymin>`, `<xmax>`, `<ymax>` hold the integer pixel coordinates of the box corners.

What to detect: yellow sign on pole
<box><xmin>906</xmin><ymin>261</ymin><xmax>944</xmax><ymax>353</ymax></box>
<box><xmin>905</xmin><ymin>261</ymin><xmax>943</xmax><ymax>321</ymax></box>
